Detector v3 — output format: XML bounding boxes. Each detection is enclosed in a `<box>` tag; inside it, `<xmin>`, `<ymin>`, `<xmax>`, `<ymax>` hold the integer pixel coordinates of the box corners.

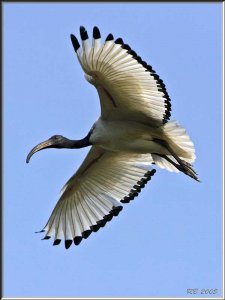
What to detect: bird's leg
<box><xmin>153</xmin><ymin>139</ymin><xmax>199</xmax><ymax>181</ymax></box>
<box><xmin>153</xmin><ymin>138</ymin><xmax>184</xmax><ymax>164</ymax></box>
<box><xmin>155</xmin><ymin>154</ymin><xmax>199</xmax><ymax>181</ymax></box>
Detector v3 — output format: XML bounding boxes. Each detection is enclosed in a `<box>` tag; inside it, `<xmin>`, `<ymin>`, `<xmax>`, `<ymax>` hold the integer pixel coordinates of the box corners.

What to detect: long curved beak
<box><xmin>26</xmin><ymin>139</ymin><xmax>54</xmax><ymax>164</ymax></box>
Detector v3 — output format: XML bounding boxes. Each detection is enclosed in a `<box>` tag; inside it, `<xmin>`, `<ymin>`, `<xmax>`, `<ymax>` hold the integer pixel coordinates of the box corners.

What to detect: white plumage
<box><xmin>27</xmin><ymin>26</ymin><xmax>199</xmax><ymax>249</ymax></box>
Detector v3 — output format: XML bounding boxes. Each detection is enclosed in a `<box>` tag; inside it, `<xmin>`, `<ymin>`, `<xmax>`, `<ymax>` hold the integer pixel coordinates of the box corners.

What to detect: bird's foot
<box><xmin>178</xmin><ymin>160</ymin><xmax>200</xmax><ymax>182</ymax></box>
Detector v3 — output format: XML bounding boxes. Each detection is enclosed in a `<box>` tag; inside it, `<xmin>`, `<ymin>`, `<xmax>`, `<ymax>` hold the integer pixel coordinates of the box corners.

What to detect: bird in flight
<box><xmin>27</xmin><ymin>26</ymin><xmax>199</xmax><ymax>249</ymax></box>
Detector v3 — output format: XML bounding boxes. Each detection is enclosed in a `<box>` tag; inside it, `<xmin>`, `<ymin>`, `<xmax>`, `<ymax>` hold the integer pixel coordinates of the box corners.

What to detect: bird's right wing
<box><xmin>40</xmin><ymin>146</ymin><xmax>156</xmax><ymax>248</ymax></box>
<box><xmin>70</xmin><ymin>26</ymin><xmax>171</xmax><ymax>127</ymax></box>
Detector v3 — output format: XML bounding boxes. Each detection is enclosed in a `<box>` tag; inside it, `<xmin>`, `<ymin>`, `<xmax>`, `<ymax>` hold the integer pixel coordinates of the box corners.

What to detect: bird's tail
<box><xmin>152</xmin><ymin>121</ymin><xmax>199</xmax><ymax>181</ymax></box>
<box><xmin>163</xmin><ymin>120</ymin><xmax>196</xmax><ymax>163</ymax></box>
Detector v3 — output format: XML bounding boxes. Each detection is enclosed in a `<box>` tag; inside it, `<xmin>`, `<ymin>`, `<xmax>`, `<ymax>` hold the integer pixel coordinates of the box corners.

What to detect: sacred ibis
<box><xmin>27</xmin><ymin>26</ymin><xmax>199</xmax><ymax>249</ymax></box>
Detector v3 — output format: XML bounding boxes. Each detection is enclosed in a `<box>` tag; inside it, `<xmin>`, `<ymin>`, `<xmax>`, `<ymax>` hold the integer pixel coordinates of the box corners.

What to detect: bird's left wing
<box><xmin>40</xmin><ymin>146</ymin><xmax>156</xmax><ymax>248</ymax></box>
<box><xmin>70</xmin><ymin>26</ymin><xmax>171</xmax><ymax>127</ymax></box>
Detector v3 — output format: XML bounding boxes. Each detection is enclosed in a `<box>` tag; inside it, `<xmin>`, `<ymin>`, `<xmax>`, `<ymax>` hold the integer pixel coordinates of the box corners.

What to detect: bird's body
<box><xmin>90</xmin><ymin>119</ymin><xmax>162</xmax><ymax>153</ymax></box>
<box><xmin>27</xmin><ymin>26</ymin><xmax>199</xmax><ymax>249</ymax></box>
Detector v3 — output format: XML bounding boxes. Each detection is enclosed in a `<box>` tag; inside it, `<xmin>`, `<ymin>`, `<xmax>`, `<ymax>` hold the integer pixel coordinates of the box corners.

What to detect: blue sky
<box><xmin>3</xmin><ymin>2</ymin><xmax>223</xmax><ymax>298</ymax></box>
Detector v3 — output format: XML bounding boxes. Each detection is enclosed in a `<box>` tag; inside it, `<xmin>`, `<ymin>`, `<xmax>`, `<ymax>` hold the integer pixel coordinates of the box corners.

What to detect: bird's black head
<box><xmin>49</xmin><ymin>135</ymin><xmax>67</xmax><ymax>146</ymax></box>
<box><xmin>26</xmin><ymin>135</ymin><xmax>72</xmax><ymax>163</ymax></box>
<box><xmin>26</xmin><ymin>132</ymin><xmax>91</xmax><ymax>164</ymax></box>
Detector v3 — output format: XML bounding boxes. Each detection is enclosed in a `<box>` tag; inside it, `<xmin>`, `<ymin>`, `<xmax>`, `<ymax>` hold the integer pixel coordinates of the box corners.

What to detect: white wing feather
<box><xmin>71</xmin><ymin>27</ymin><xmax>171</xmax><ymax>126</ymax></box>
<box><xmin>40</xmin><ymin>146</ymin><xmax>156</xmax><ymax>248</ymax></box>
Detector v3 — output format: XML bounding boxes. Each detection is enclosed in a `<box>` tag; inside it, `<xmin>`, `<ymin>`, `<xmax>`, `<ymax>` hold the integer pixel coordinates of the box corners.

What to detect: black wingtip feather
<box><xmin>97</xmin><ymin>219</ymin><xmax>107</xmax><ymax>227</ymax></box>
<box><xmin>65</xmin><ymin>240</ymin><xmax>73</xmax><ymax>249</ymax></box>
<box><xmin>70</xmin><ymin>34</ymin><xmax>80</xmax><ymax>52</ymax></box>
<box><xmin>104</xmin><ymin>214</ymin><xmax>113</xmax><ymax>222</ymax></box>
<box><xmin>122</xmin><ymin>44</ymin><xmax>131</xmax><ymax>51</ymax></box>
<box><xmin>105</xmin><ymin>33</ymin><xmax>114</xmax><ymax>41</ymax></box>
<box><xmin>141</xmin><ymin>61</ymin><xmax>147</xmax><ymax>67</ymax></box>
<box><xmin>80</xmin><ymin>26</ymin><xmax>88</xmax><ymax>40</ymax></box>
<box><xmin>82</xmin><ymin>230</ymin><xmax>92</xmax><ymax>239</ymax></box>
<box><xmin>35</xmin><ymin>229</ymin><xmax>45</xmax><ymax>233</ymax></box>
<box><xmin>128</xmin><ymin>50</ymin><xmax>137</xmax><ymax>57</ymax></box>
<box><xmin>53</xmin><ymin>239</ymin><xmax>61</xmax><ymax>246</ymax></box>
<box><xmin>115</xmin><ymin>38</ymin><xmax>124</xmax><ymax>44</ymax></box>
<box><xmin>129</xmin><ymin>190</ymin><xmax>139</xmax><ymax>197</ymax></box>
<box><xmin>121</xmin><ymin>197</ymin><xmax>131</xmax><ymax>204</ymax></box>
<box><xmin>74</xmin><ymin>236</ymin><xmax>82</xmax><ymax>245</ymax></box>
<box><xmin>42</xmin><ymin>236</ymin><xmax>51</xmax><ymax>240</ymax></box>
<box><xmin>135</xmin><ymin>55</ymin><xmax>141</xmax><ymax>61</ymax></box>
<box><xmin>121</xmin><ymin>169</ymin><xmax>156</xmax><ymax>204</ymax></box>
<box><xmin>105</xmin><ymin>33</ymin><xmax>113</xmax><ymax>42</ymax></box>
<box><xmin>93</xmin><ymin>26</ymin><xmax>101</xmax><ymax>39</ymax></box>
<box><xmin>133</xmin><ymin>185</ymin><xmax>141</xmax><ymax>192</ymax></box>
<box><xmin>110</xmin><ymin>206</ymin><xmax>123</xmax><ymax>216</ymax></box>
<box><xmin>90</xmin><ymin>224</ymin><xmax>101</xmax><ymax>232</ymax></box>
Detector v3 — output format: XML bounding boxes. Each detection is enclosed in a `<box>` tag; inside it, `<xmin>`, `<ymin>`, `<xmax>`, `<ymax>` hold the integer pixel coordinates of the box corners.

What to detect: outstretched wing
<box><xmin>71</xmin><ymin>26</ymin><xmax>171</xmax><ymax>127</ymax></box>
<box><xmin>40</xmin><ymin>146</ymin><xmax>156</xmax><ymax>248</ymax></box>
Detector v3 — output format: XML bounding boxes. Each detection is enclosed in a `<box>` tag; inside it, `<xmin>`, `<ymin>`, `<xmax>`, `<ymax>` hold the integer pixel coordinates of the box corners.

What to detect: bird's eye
<box><xmin>51</xmin><ymin>135</ymin><xmax>61</xmax><ymax>140</ymax></box>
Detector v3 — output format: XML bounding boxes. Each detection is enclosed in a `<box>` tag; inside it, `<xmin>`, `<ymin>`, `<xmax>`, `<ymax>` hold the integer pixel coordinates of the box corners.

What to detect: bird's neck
<box><xmin>70</xmin><ymin>136</ymin><xmax>91</xmax><ymax>149</ymax></box>
<box><xmin>69</xmin><ymin>129</ymin><xmax>93</xmax><ymax>149</ymax></box>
